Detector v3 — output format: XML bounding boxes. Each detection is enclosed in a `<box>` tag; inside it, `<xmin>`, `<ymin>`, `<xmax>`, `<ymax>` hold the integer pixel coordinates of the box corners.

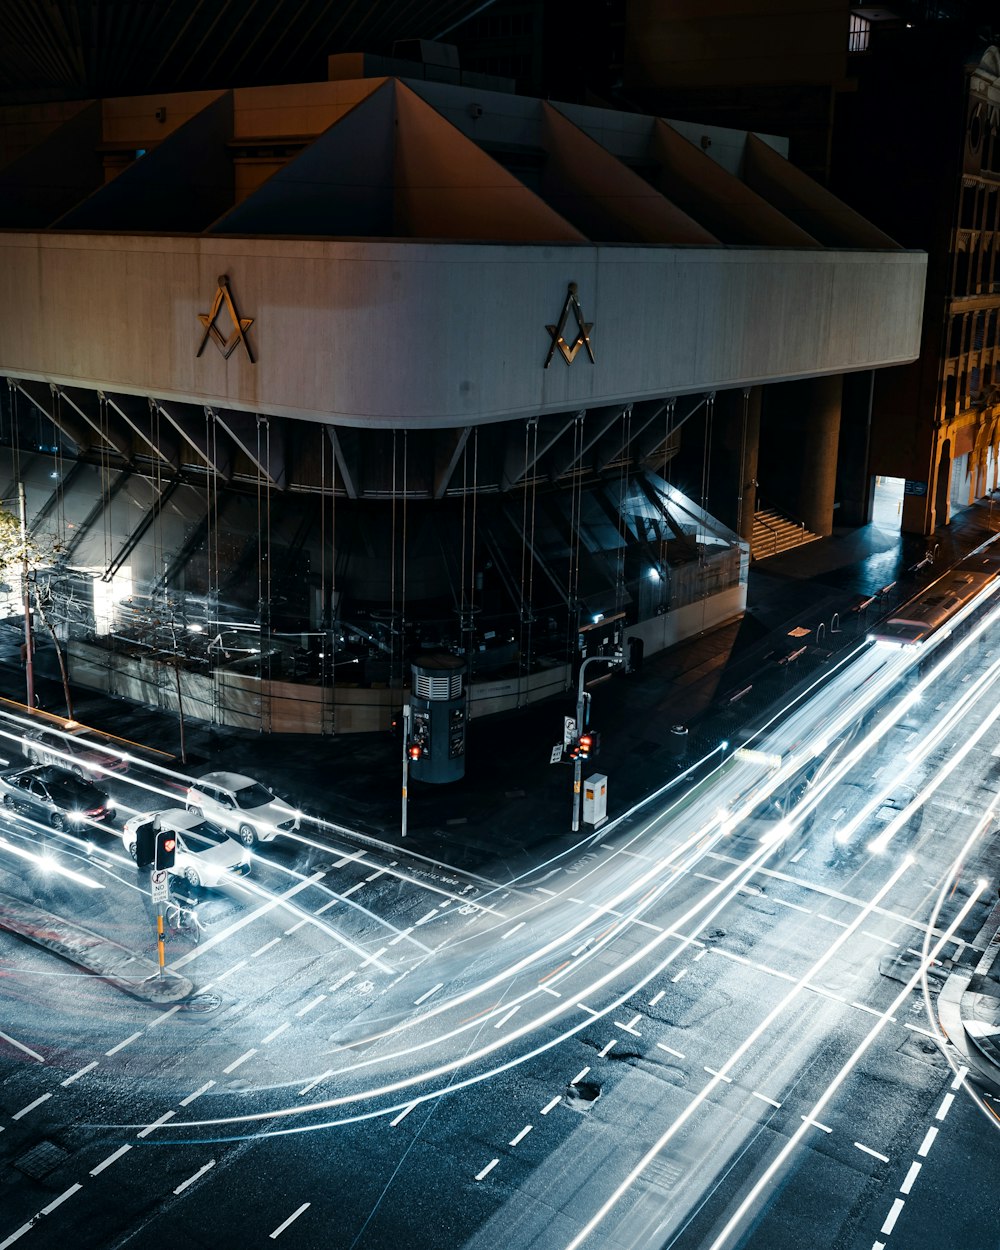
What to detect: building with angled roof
<box><xmin>0</xmin><ymin>52</ymin><xmax>925</xmax><ymax>733</ymax></box>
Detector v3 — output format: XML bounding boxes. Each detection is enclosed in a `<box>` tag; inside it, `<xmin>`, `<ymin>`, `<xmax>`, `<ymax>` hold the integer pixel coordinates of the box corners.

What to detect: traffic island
<box><xmin>0</xmin><ymin>891</ymin><xmax>194</xmax><ymax>1003</ymax></box>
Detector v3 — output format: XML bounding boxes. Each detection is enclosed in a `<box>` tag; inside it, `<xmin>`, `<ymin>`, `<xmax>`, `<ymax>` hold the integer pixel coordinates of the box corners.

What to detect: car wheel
<box><xmin>184</xmin><ymin>866</ymin><xmax>201</xmax><ymax>888</ymax></box>
<box><xmin>25</xmin><ymin>746</ymin><xmax>38</xmax><ymax>764</ymax></box>
<box><xmin>127</xmin><ymin>841</ymin><xmax>137</xmax><ymax>861</ymax></box>
<box><xmin>238</xmin><ymin>824</ymin><xmax>257</xmax><ymax>848</ymax></box>
<box><xmin>186</xmin><ymin>803</ymin><xmax>202</xmax><ymax>817</ymax></box>
<box><xmin>2</xmin><ymin>794</ymin><xmax>14</xmax><ymax>811</ymax></box>
<box><xmin>72</xmin><ymin>765</ymin><xmax>86</xmax><ymax>781</ymax></box>
<box><xmin>50</xmin><ymin>812</ymin><xmax>66</xmax><ymax>832</ymax></box>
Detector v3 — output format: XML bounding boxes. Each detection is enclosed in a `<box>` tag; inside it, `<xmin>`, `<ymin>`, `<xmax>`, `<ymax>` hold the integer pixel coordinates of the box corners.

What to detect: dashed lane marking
<box><xmin>40</xmin><ymin>1184</ymin><xmax>81</xmax><ymax>1215</ymax></box>
<box><xmin>148</xmin><ymin>1005</ymin><xmax>182</xmax><ymax>1028</ymax></box>
<box><xmin>861</xmin><ymin>931</ymin><xmax>900</xmax><ymax>948</ymax></box>
<box><xmin>414</xmin><ymin>983</ymin><xmax>443</xmax><ymax>1006</ymax></box>
<box><xmin>105</xmin><ymin>1032</ymin><xmax>142</xmax><ymax>1057</ymax></box>
<box><xmin>296</xmin><ymin>994</ymin><xmax>327</xmax><ymax>1017</ymax></box>
<box><xmin>174</xmin><ymin>1160</ymin><xmax>215</xmax><ymax>1195</ymax></box>
<box><xmin>615</xmin><ymin>1014</ymin><xmax>641</xmax><ymax>1036</ymax></box>
<box><xmin>577</xmin><ymin>1002</ymin><xmax>598</xmax><ymax>1015</ymax></box>
<box><xmin>261</xmin><ymin>1022</ymin><xmax>290</xmax><ymax>1045</ymax></box>
<box><xmin>494</xmin><ymin>1005</ymin><xmax>519</xmax><ymax>1029</ymax></box>
<box><xmin>89</xmin><ymin>1144</ymin><xmax>132</xmax><ymax>1175</ymax></box>
<box><xmin>270</xmin><ymin>1203</ymin><xmax>311</xmax><ymax>1240</ymax></box>
<box><xmin>772</xmin><ymin>898</ymin><xmax>812</xmax><ymax>914</ymax></box>
<box><xmin>475</xmin><ymin>1159</ymin><xmax>500</xmax><ymax>1181</ymax></box>
<box><xmin>415</xmin><ymin>908</ymin><xmax>439</xmax><ymax>926</ymax></box>
<box><xmin>222</xmin><ymin>1049</ymin><xmax>258</xmax><ymax>1075</ymax></box>
<box><xmin>900</xmin><ymin>1161</ymin><xmax>921</xmax><ymax>1194</ymax></box>
<box><xmin>388</xmin><ymin>926</ymin><xmax>414</xmax><ymax>947</ymax></box>
<box><xmin>332</xmin><ymin>853</ymin><xmax>363</xmax><ymax>868</ymax></box>
<box><xmin>12</xmin><ymin>1093</ymin><xmax>51</xmax><ymax>1119</ymax></box>
<box><xmin>298</xmin><ymin>1071</ymin><xmax>332</xmax><ymax>1097</ymax></box>
<box><xmin>503</xmin><ymin>922</ymin><xmax>526</xmax><ymax>940</ymax></box>
<box><xmin>917</xmin><ymin>1126</ymin><xmax>938</xmax><ymax>1157</ymax></box>
<box><xmin>571</xmin><ymin>1067</ymin><xmax>591</xmax><ymax>1085</ymax></box>
<box><xmin>251</xmin><ymin>937</ymin><xmax>282</xmax><ymax>958</ymax></box>
<box><xmin>61</xmin><ymin>1061</ymin><xmax>98</xmax><ymax>1087</ymax></box>
<box><xmin>509</xmin><ymin>1125</ymin><xmax>533</xmax><ymax>1146</ymax></box>
<box><xmin>216</xmin><ymin>959</ymin><xmax>248</xmax><ymax>982</ymax></box>
<box><xmin>359</xmin><ymin>945</ymin><xmax>387</xmax><ymax>968</ymax></box>
<box><xmin>752</xmin><ymin>1091</ymin><xmax>781</xmax><ymax>1109</ymax></box>
<box><xmin>656</xmin><ymin>1043</ymin><xmax>685</xmax><ymax>1060</ymax></box>
<box><xmin>390</xmin><ymin>1103</ymin><xmax>416</xmax><ymax>1127</ymax></box>
<box><xmin>935</xmin><ymin>1093</ymin><xmax>955</xmax><ymax>1121</ymax></box>
<box><xmin>671</xmin><ymin>969</ymin><xmax>688</xmax><ymax>983</ymax></box>
<box><xmin>880</xmin><ymin>1198</ymin><xmax>905</xmax><ymax>1236</ymax></box>
<box><xmin>855</xmin><ymin>1143</ymin><xmax>889</xmax><ymax>1163</ymax></box>
<box><xmin>649</xmin><ymin>990</ymin><xmax>665</xmax><ymax>1007</ymax></box>
<box><xmin>179</xmin><ymin>1081</ymin><xmax>215</xmax><ymax>1107</ymax></box>
<box><xmin>705</xmin><ymin>1067</ymin><xmax>733</xmax><ymax>1084</ymax></box>
<box><xmin>137</xmin><ymin>1110</ymin><xmax>176</xmax><ymax>1138</ymax></box>
<box><xmin>801</xmin><ymin>1116</ymin><xmax>832</xmax><ymax>1133</ymax></box>
<box><xmin>541</xmin><ymin>1096</ymin><xmax>561</xmax><ymax>1115</ymax></box>
<box><xmin>0</xmin><ymin>1030</ymin><xmax>44</xmax><ymax>1063</ymax></box>
<box><xmin>951</xmin><ymin>1065</ymin><xmax>969</xmax><ymax>1089</ymax></box>
<box><xmin>904</xmin><ymin>1022</ymin><xmax>936</xmax><ymax>1039</ymax></box>
<box><xmin>598</xmin><ymin>1039</ymin><xmax>617</xmax><ymax>1058</ymax></box>
<box><xmin>329</xmin><ymin>971</ymin><xmax>355</xmax><ymax>991</ymax></box>
<box><xmin>341</xmin><ymin>881</ymin><xmax>365</xmax><ymax>898</ymax></box>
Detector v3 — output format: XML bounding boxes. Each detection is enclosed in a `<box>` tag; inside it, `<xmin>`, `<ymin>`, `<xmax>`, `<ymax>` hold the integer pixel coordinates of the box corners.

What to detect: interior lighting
<box><xmin>648</xmin><ymin>568</ymin><xmax>661</xmax><ymax>582</ymax></box>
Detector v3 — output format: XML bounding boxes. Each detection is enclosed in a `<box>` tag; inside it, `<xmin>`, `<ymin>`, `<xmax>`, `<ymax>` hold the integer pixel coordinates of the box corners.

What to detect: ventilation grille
<box><xmin>413</xmin><ymin>671</ymin><xmax>463</xmax><ymax>700</ymax></box>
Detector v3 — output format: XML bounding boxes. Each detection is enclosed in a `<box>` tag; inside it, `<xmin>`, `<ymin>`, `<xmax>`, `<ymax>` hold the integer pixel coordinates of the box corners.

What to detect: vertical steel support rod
<box><xmin>18</xmin><ymin>482</ymin><xmax>34</xmax><ymax>710</ymax></box>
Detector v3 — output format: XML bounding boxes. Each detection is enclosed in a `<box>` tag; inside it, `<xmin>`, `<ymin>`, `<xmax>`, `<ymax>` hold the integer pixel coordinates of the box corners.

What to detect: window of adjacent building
<box><xmin>848</xmin><ymin>14</ymin><xmax>870</xmax><ymax>53</ymax></box>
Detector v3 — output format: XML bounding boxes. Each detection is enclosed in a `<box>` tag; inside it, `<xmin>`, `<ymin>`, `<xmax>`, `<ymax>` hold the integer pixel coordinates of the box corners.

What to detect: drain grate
<box><xmin>14</xmin><ymin>1140</ymin><xmax>69</xmax><ymax>1180</ymax></box>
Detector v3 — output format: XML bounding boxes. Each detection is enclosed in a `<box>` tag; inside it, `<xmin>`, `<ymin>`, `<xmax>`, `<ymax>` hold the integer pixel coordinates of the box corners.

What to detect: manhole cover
<box><xmin>183</xmin><ymin>992</ymin><xmax>223</xmax><ymax>1013</ymax></box>
<box><xmin>14</xmin><ymin>1140</ymin><xmax>69</xmax><ymax>1179</ymax></box>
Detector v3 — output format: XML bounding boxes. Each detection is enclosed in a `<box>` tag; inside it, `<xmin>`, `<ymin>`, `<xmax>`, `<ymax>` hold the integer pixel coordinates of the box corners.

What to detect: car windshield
<box><xmin>234</xmin><ymin>782</ymin><xmax>275</xmax><ymax>809</ymax></box>
<box><xmin>181</xmin><ymin>821</ymin><xmax>233</xmax><ymax>849</ymax></box>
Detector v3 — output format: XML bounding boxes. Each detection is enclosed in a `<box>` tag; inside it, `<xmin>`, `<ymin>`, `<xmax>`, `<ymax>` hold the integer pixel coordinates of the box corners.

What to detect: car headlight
<box><xmin>240</xmin><ymin>851</ymin><xmax>251</xmax><ymax>864</ymax></box>
<box><xmin>68</xmin><ymin>810</ymin><xmax>84</xmax><ymax>823</ymax></box>
<box><xmin>105</xmin><ymin>799</ymin><xmax>116</xmax><ymax>811</ymax></box>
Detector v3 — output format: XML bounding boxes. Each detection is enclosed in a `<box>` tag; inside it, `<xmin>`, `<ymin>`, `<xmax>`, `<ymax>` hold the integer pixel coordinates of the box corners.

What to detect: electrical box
<box><xmin>409</xmin><ymin>654</ymin><xmax>466</xmax><ymax>783</ymax></box>
<box><xmin>582</xmin><ymin>773</ymin><xmax>608</xmax><ymax>827</ymax></box>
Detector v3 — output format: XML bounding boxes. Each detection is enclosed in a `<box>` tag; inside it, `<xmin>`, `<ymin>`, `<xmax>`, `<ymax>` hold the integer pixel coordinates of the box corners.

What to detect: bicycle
<box><xmin>164</xmin><ymin>897</ymin><xmax>202</xmax><ymax>944</ymax></box>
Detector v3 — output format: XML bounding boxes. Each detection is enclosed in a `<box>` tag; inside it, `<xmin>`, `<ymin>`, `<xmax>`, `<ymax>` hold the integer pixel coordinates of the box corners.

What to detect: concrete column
<box><xmin>709</xmin><ymin>386</ymin><xmax>761</xmax><ymax>544</ymax></box>
<box><xmin>760</xmin><ymin>374</ymin><xmax>842</xmax><ymax>536</ymax></box>
<box><xmin>836</xmin><ymin>369</ymin><xmax>874</xmax><ymax>527</ymax></box>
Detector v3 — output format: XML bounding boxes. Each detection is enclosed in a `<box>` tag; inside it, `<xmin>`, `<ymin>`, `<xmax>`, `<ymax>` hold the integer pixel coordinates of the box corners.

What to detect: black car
<box><xmin>0</xmin><ymin>765</ymin><xmax>115</xmax><ymax>830</ymax></box>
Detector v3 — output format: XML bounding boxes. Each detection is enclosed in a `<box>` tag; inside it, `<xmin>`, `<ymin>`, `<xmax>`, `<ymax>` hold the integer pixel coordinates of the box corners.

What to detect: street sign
<box><xmin>550</xmin><ymin>743</ymin><xmax>564</xmax><ymax>765</ymax></box>
<box><xmin>563</xmin><ymin>716</ymin><xmax>577</xmax><ymax>746</ymax></box>
<box><xmin>151</xmin><ymin>869</ymin><xmax>169</xmax><ymax>904</ymax></box>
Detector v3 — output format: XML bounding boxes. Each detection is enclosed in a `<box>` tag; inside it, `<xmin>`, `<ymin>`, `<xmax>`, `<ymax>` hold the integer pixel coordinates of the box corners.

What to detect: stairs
<box><xmin>751</xmin><ymin>509</ymin><xmax>822</xmax><ymax>561</ymax></box>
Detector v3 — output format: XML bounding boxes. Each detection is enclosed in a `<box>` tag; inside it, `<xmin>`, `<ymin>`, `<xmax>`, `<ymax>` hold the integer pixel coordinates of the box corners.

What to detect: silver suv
<box><xmin>185</xmin><ymin>771</ymin><xmax>300</xmax><ymax>846</ymax></box>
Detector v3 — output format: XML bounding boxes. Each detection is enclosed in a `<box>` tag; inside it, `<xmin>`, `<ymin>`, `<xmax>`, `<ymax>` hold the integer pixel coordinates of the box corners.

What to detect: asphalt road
<box><xmin>2</xmin><ymin>591</ymin><xmax>1000</xmax><ymax>1250</ymax></box>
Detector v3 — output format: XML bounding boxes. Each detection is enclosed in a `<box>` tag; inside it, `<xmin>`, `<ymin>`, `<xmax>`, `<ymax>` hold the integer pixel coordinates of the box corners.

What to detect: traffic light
<box><xmin>135</xmin><ymin>822</ymin><xmax>156</xmax><ymax>869</ymax></box>
<box><xmin>408</xmin><ymin>743</ymin><xmax>422</xmax><ymax>761</ymax></box>
<box><xmin>154</xmin><ymin>829</ymin><xmax>177</xmax><ymax>871</ymax></box>
<box><xmin>579</xmin><ymin>733</ymin><xmax>593</xmax><ymax>758</ymax></box>
<box><xmin>588</xmin><ymin>731</ymin><xmax>601</xmax><ymax>759</ymax></box>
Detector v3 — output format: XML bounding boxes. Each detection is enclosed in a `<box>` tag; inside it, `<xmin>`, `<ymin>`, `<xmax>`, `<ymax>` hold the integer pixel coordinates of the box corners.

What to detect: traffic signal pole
<box><xmin>156</xmin><ymin>902</ymin><xmax>165</xmax><ymax>979</ymax></box>
<box><xmin>571</xmin><ymin>654</ymin><xmax>620</xmax><ymax>832</ymax></box>
<box><xmin>401</xmin><ymin>703</ymin><xmax>411</xmax><ymax>839</ymax></box>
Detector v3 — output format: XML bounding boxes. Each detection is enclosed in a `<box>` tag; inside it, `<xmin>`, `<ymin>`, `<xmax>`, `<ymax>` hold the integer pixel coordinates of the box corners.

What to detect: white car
<box><xmin>185</xmin><ymin>771</ymin><xmax>300</xmax><ymax>847</ymax></box>
<box><xmin>123</xmin><ymin>808</ymin><xmax>250</xmax><ymax>889</ymax></box>
<box><xmin>23</xmin><ymin>725</ymin><xmax>129</xmax><ymax>778</ymax></box>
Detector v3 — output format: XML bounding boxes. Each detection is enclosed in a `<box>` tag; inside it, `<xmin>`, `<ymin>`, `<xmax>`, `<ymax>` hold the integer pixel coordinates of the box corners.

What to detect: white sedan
<box><xmin>185</xmin><ymin>772</ymin><xmax>300</xmax><ymax>846</ymax></box>
<box><xmin>123</xmin><ymin>808</ymin><xmax>251</xmax><ymax>889</ymax></box>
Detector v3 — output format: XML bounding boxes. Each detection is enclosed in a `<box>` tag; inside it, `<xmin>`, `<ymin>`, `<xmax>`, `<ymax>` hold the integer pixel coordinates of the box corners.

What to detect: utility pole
<box><xmin>401</xmin><ymin>703</ymin><xmax>411</xmax><ymax>839</ymax></box>
<box><xmin>18</xmin><ymin>482</ymin><xmax>34</xmax><ymax>711</ymax></box>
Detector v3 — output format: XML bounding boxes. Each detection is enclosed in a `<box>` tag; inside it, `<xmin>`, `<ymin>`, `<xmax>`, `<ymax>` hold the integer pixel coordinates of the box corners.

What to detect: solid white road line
<box><xmin>90</xmin><ymin>1144</ymin><xmax>132</xmax><ymax>1175</ymax></box>
<box><xmin>389</xmin><ymin>1102</ymin><xmax>416</xmax><ymax>1127</ymax></box>
<box><xmin>656</xmin><ymin>1043</ymin><xmax>685</xmax><ymax>1060</ymax></box>
<box><xmin>270</xmin><ymin>1203</ymin><xmax>310</xmax><ymax>1240</ymax></box>
<box><xmin>854</xmin><ymin>1142</ymin><xmax>889</xmax><ymax>1163</ymax></box>
<box><xmin>751</xmin><ymin>1091</ymin><xmax>781</xmax><ymax>1109</ymax></box>
<box><xmin>296</xmin><ymin>994</ymin><xmax>326</xmax><ymax>1017</ymax></box>
<box><xmin>951</xmin><ymin>1065</ymin><xmax>969</xmax><ymax>1089</ymax></box>
<box><xmin>61</xmin><ymin>1061</ymin><xmax>98</xmax><ymax>1087</ymax></box>
<box><xmin>414</xmin><ymin>983</ymin><xmax>443</xmax><ymax>1006</ymax></box>
<box><xmin>475</xmin><ymin>1159</ymin><xmax>499</xmax><ymax>1181</ymax></box>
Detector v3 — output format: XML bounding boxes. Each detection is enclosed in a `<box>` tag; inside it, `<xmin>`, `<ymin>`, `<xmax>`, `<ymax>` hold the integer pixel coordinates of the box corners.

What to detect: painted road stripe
<box><xmin>416</xmin><ymin>908</ymin><xmax>439</xmax><ymax>926</ymax></box>
<box><xmin>330</xmin><ymin>971</ymin><xmax>355</xmax><ymax>991</ymax></box>
<box><xmin>935</xmin><ymin>1093</ymin><xmax>955</xmax><ymax>1121</ymax></box>
<box><xmin>223</xmin><ymin>1049</ymin><xmax>258</xmax><ymax>1074</ymax></box>
<box><xmin>179</xmin><ymin>1080</ymin><xmax>216</xmax><ymax>1107</ymax></box>
<box><xmin>62</xmin><ymin>1061</ymin><xmax>98</xmax><ymax>1087</ymax></box>
<box><xmin>262</xmin><ymin>1022</ymin><xmax>290</xmax><ymax>1045</ymax></box>
<box><xmin>314</xmin><ymin>899</ymin><xmax>338</xmax><ymax>915</ymax></box>
<box><xmin>855</xmin><ymin>1143</ymin><xmax>889</xmax><ymax>1163</ymax></box>
<box><xmin>503</xmin><ymin>921</ymin><xmax>526</xmax><ymax>940</ymax></box>
<box><xmin>577</xmin><ymin>1002</ymin><xmax>598</xmax><ymax>1015</ymax></box>
<box><xmin>389</xmin><ymin>926</ymin><xmax>414</xmax><ymax>946</ymax></box>
<box><xmin>137</xmin><ymin>1110</ymin><xmax>176</xmax><ymax>1138</ymax></box>
<box><xmin>881</xmin><ymin>1198</ymin><xmax>905</xmax><ymax>1236</ymax></box>
<box><xmin>105</xmin><ymin>1031</ymin><xmax>142</xmax><ymax>1057</ymax></box>
<box><xmin>174</xmin><ymin>1159</ymin><xmax>216</xmax><ymax>1195</ymax></box>
<box><xmin>90</xmin><ymin>1144</ymin><xmax>132</xmax><ymax>1175</ymax></box>
<box><xmin>0</xmin><ymin>1030</ymin><xmax>44</xmax><ymax>1063</ymax></box>
<box><xmin>671</xmin><ymin>968</ymin><xmax>688</xmax><ymax>983</ymax></box>
<box><xmin>656</xmin><ymin>1043</ymin><xmax>685</xmax><ymax>1060</ymax></box>
<box><xmin>414</xmin><ymin>983</ymin><xmax>443</xmax><ymax>1006</ymax></box>
<box><xmin>917</xmin><ymin>1127</ymin><xmax>938</xmax><ymax>1157</ymax></box>
<box><xmin>615</xmin><ymin>1014</ymin><xmax>641</xmax><ymax>1036</ymax></box>
<box><xmin>509</xmin><ymin>1125</ymin><xmax>533</xmax><ymax>1146</ymax></box>
<box><xmin>41</xmin><ymin>1184</ymin><xmax>82</xmax><ymax>1215</ymax></box>
<box><xmin>801</xmin><ymin>1116</ymin><xmax>832</xmax><ymax>1133</ymax></box>
<box><xmin>390</xmin><ymin>1102</ymin><xmax>416</xmax><ymax>1127</ymax></box>
<box><xmin>772</xmin><ymin>898</ymin><xmax>811</xmax><ymax>914</ymax></box>
<box><xmin>332</xmin><ymin>853</ymin><xmax>362</xmax><ymax>868</ymax></box>
<box><xmin>861</xmin><ymin>931</ymin><xmax>900</xmax><ymax>947</ymax></box>
<box><xmin>342</xmin><ymin>881</ymin><xmax>365</xmax><ymax>898</ymax></box>
<box><xmin>900</xmin><ymin>1162</ymin><xmax>921</xmax><ymax>1194</ymax></box>
<box><xmin>598</xmin><ymin>1039</ymin><xmax>617</xmax><ymax>1058</ymax></box>
<box><xmin>705</xmin><ymin>1068</ymin><xmax>733</xmax><ymax>1084</ymax></box>
<box><xmin>0</xmin><ymin>1223</ymin><xmax>33</xmax><ymax>1249</ymax></box>
<box><xmin>904</xmin><ymin>1022</ymin><xmax>936</xmax><ymax>1039</ymax></box>
<box><xmin>270</xmin><ymin>1204</ymin><xmax>310</xmax><ymax>1240</ymax></box>
<box><xmin>284</xmin><ymin>919</ymin><xmax>309</xmax><ymax>934</ymax></box>
<box><xmin>296</xmin><ymin>994</ymin><xmax>327</xmax><ymax>1017</ymax></box>
<box><xmin>649</xmin><ymin>990</ymin><xmax>665</xmax><ymax>1007</ymax></box>
<box><xmin>752</xmin><ymin>1091</ymin><xmax>781</xmax><ymax>1108</ymax></box>
<box><xmin>359</xmin><ymin>945</ymin><xmax>387</xmax><ymax>968</ymax></box>
<box><xmin>571</xmin><ymin>1067</ymin><xmax>591</xmax><ymax>1086</ymax></box>
<box><xmin>475</xmin><ymin>1159</ymin><xmax>499</xmax><ymax>1181</ymax></box>
<box><xmin>148</xmin><ymin>1005</ymin><xmax>182</xmax><ymax>1028</ymax></box>
<box><xmin>536</xmin><ymin>887</ymin><xmax>557</xmax><ymax>897</ymax></box>
<box><xmin>12</xmin><ymin>1093</ymin><xmax>51</xmax><ymax>1119</ymax></box>
<box><xmin>298</xmin><ymin>1070</ymin><xmax>332</xmax><ymax>1097</ymax></box>
<box><xmin>251</xmin><ymin>936</ymin><xmax>282</xmax><ymax>958</ymax></box>
<box><xmin>216</xmin><ymin>959</ymin><xmax>248</xmax><ymax>982</ymax></box>
<box><xmin>495</xmin><ymin>1005</ymin><xmax>520</xmax><ymax>1029</ymax></box>
<box><xmin>541</xmin><ymin>1096</ymin><xmax>561</xmax><ymax>1115</ymax></box>
<box><xmin>172</xmin><ymin>871</ymin><xmax>326</xmax><ymax>970</ymax></box>
<box><xmin>951</xmin><ymin>1065</ymin><xmax>969</xmax><ymax>1090</ymax></box>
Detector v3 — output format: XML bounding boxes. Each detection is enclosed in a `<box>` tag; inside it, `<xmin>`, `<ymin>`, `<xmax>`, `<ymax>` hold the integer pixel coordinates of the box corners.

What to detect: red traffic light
<box><xmin>154</xmin><ymin>830</ymin><xmax>177</xmax><ymax>871</ymax></box>
<box><xmin>408</xmin><ymin>744</ymin><xmax>422</xmax><ymax>761</ymax></box>
<box><xmin>162</xmin><ymin>837</ymin><xmax>176</xmax><ymax>853</ymax></box>
<box><xmin>579</xmin><ymin>733</ymin><xmax>593</xmax><ymax>757</ymax></box>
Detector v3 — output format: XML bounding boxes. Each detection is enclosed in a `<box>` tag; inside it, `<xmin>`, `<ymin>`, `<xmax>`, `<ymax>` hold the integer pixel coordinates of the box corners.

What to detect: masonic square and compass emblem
<box><xmin>544</xmin><ymin>282</ymin><xmax>595</xmax><ymax>368</ymax></box>
<box><xmin>196</xmin><ymin>274</ymin><xmax>255</xmax><ymax>363</ymax></box>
